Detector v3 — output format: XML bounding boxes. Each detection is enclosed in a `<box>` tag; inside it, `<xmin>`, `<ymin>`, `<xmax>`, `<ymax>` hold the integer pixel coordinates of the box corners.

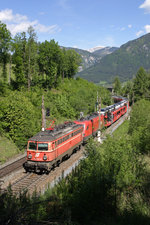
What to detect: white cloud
<box><xmin>144</xmin><ymin>24</ymin><xmax>150</xmax><ymax>32</ymax></box>
<box><xmin>0</xmin><ymin>9</ymin><xmax>28</xmax><ymax>23</ymax></box>
<box><xmin>136</xmin><ymin>30</ymin><xmax>144</xmax><ymax>37</ymax></box>
<box><xmin>139</xmin><ymin>0</ymin><xmax>150</xmax><ymax>13</ymax></box>
<box><xmin>35</xmin><ymin>24</ymin><xmax>61</xmax><ymax>34</ymax></box>
<box><xmin>136</xmin><ymin>24</ymin><xmax>150</xmax><ymax>37</ymax></box>
<box><xmin>72</xmin><ymin>45</ymin><xmax>78</xmax><ymax>48</ymax></box>
<box><xmin>7</xmin><ymin>21</ymin><xmax>38</xmax><ymax>35</ymax></box>
<box><xmin>128</xmin><ymin>24</ymin><xmax>132</xmax><ymax>28</ymax></box>
<box><xmin>0</xmin><ymin>9</ymin><xmax>61</xmax><ymax>36</ymax></box>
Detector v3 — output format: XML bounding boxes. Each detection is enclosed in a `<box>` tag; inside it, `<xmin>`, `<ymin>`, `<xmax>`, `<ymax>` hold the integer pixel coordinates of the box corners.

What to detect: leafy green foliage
<box><xmin>121</xmin><ymin>80</ymin><xmax>134</xmax><ymax>103</ymax></box>
<box><xmin>0</xmin><ymin>21</ymin><xmax>11</xmax><ymax>80</ymax></box>
<box><xmin>0</xmin><ymin>78</ymin><xmax>111</xmax><ymax>150</ymax></box>
<box><xmin>113</xmin><ymin>76</ymin><xmax>121</xmax><ymax>95</ymax></box>
<box><xmin>38</xmin><ymin>40</ymin><xmax>81</xmax><ymax>89</ymax></box>
<box><xmin>54</xmin><ymin>136</ymin><xmax>146</xmax><ymax>224</ymax></box>
<box><xmin>0</xmin><ymin>23</ymin><xmax>81</xmax><ymax>90</ymax></box>
<box><xmin>133</xmin><ymin>67</ymin><xmax>150</xmax><ymax>101</ymax></box>
<box><xmin>38</xmin><ymin>39</ymin><xmax>62</xmax><ymax>89</ymax></box>
<box><xmin>129</xmin><ymin>99</ymin><xmax>150</xmax><ymax>154</ymax></box>
<box><xmin>0</xmin><ymin>91</ymin><xmax>41</xmax><ymax>149</ymax></box>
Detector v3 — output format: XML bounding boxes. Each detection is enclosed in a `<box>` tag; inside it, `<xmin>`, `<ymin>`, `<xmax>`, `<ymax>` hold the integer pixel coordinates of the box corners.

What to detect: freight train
<box><xmin>23</xmin><ymin>96</ymin><xmax>129</xmax><ymax>173</ymax></box>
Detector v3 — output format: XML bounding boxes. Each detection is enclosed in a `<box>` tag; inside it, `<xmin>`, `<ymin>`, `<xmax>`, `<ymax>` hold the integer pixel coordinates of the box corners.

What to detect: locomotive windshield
<box><xmin>38</xmin><ymin>143</ymin><xmax>48</xmax><ymax>151</ymax></box>
<box><xmin>29</xmin><ymin>142</ymin><xmax>37</xmax><ymax>150</ymax></box>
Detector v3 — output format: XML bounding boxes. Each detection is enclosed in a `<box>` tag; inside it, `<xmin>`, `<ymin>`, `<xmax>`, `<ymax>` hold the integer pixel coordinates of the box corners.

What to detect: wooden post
<box><xmin>97</xmin><ymin>96</ymin><xmax>102</xmax><ymax>143</ymax></box>
<box><xmin>42</xmin><ymin>95</ymin><xmax>46</xmax><ymax>131</ymax></box>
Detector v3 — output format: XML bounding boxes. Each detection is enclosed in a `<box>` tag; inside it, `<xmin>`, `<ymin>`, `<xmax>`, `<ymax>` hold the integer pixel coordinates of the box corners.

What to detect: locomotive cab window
<box><xmin>38</xmin><ymin>143</ymin><xmax>48</xmax><ymax>151</ymax></box>
<box><xmin>29</xmin><ymin>142</ymin><xmax>37</xmax><ymax>150</ymax></box>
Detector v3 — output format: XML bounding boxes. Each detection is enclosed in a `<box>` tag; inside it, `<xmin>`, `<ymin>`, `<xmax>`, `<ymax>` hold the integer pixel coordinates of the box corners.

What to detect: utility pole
<box><xmin>97</xmin><ymin>91</ymin><xmax>99</xmax><ymax>112</ymax></box>
<box><xmin>127</xmin><ymin>94</ymin><xmax>130</xmax><ymax>120</ymax></box>
<box><xmin>42</xmin><ymin>95</ymin><xmax>46</xmax><ymax>131</ymax></box>
<box><xmin>97</xmin><ymin>93</ymin><xmax>102</xmax><ymax>143</ymax></box>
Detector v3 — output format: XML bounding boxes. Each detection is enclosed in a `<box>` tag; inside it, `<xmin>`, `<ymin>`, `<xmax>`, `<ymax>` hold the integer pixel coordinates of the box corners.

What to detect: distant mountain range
<box><xmin>64</xmin><ymin>46</ymin><xmax>118</xmax><ymax>72</ymax></box>
<box><xmin>88</xmin><ymin>46</ymin><xmax>105</xmax><ymax>53</ymax></box>
<box><xmin>76</xmin><ymin>33</ymin><xmax>150</xmax><ymax>84</ymax></box>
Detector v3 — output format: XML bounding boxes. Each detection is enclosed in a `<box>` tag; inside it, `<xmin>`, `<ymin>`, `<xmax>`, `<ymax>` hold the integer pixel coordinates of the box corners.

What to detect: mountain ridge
<box><xmin>77</xmin><ymin>33</ymin><xmax>150</xmax><ymax>84</ymax></box>
<box><xmin>63</xmin><ymin>46</ymin><xmax>118</xmax><ymax>71</ymax></box>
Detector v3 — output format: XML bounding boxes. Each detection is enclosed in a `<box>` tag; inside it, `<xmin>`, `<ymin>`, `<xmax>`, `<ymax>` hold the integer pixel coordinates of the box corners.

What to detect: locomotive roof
<box><xmin>29</xmin><ymin>122</ymin><xmax>83</xmax><ymax>142</ymax></box>
<box><xmin>77</xmin><ymin>112</ymin><xmax>99</xmax><ymax>122</ymax></box>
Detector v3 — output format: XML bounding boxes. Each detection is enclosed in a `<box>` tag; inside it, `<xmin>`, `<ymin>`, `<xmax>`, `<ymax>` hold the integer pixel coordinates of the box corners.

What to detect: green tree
<box><xmin>113</xmin><ymin>76</ymin><xmax>121</xmax><ymax>95</ymax></box>
<box><xmin>133</xmin><ymin>67</ymin><xmax>150</xmax><ymax>101</ymax></box>
<box><xmin>12</xmin><ymin>32</ymin><xmax>27</xmax><ymax>89</ymax></box>
<box><xmin>0</xmin><ymin>21</ymin><xmax>11</xmax><ymax>81</ymax></box>
<box><xmin>38</xmin><ymin>39</ymin><xmax>62</xmax><ymax>89</ymax></box>
<box><xmin>129</xmin><ymin>99</ymin><xmax>150</xmax><ymax>154</ymax></box>
<box><xmin>121</xmin><ymin>80</ymin><xmax>134</xmax><ymax>103</ymax></box>
<box><xmin>55</xmin><ymin>137</ymin><xmax>144</xmax><ymax>224</ymax></box>
<box><xmin>65</xmin><ymin>49</ymin><xmax>82</xmax><ymax>78</ymax></box>
<box><xmin>26</xmin><ymin>26</ymin><xmax>38</xmax><ymax>90</ymax></box>
<box><xmin>0</xmin><ymin>91</ymin><xmax>41</xmax><ymax>149</ymax></box>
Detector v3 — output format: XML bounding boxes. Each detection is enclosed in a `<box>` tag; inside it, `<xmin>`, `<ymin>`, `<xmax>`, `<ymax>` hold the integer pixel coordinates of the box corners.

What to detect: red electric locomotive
<box><xmin>23</xmin><ymin>122</ymin><xmax>83</xmax><ymax>173</ymax></box>
<box><xmin>74</xmin><ymin>112</ymin><xmax>103</xmax><ymax>143</ymax></box>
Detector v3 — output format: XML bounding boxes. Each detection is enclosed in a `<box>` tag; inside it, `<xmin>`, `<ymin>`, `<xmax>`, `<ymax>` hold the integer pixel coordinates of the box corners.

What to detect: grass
<box><xmin>0</xmin><ymin>136</ymin><xmax>20</xmax><ymax>164</ymax></box>
<box><xmin>112</xmin><ymin>119</ymin><xmax>129</xmax><ymax>139</ymax></box>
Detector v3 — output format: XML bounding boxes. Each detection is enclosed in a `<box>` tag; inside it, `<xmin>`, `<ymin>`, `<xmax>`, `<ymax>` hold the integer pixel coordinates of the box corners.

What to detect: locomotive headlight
<box><xmin>43</xmin><ymin>154</ymin><xmax>47</xmax><ymax>160</ymax></box>
<box><xmin>28</xmin><ymin>153</ymin><xmax>32</xmax><ymax>159</ymax></box>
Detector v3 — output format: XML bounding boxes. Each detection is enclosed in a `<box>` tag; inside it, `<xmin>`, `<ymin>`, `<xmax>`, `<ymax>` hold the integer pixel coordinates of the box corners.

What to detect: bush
<box><xmin>0</xmin><ymin>91</ymin><xmax>41</xmax><ymax>149</ymax></box>
<box><xmin>129</xmin><ymin>99</ymin><xmax>150</xmax><ymax>154</ymax></box>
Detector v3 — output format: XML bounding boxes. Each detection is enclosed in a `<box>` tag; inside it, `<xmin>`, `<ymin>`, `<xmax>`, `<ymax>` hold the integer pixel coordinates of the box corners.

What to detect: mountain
<box><xmin>77</xmin><ymin>33</ymin><xmax>150</xmax><ymax>84</ymax></box>
<box><xmin>62</xmin><ymin>47</ymin><xmax>100</xmax><ymax>71</ymax></box>
<box><xmin>93</xmin><ymin>47</ymin><xmax>118</xmax><ymax>57</ymax></box>
<box><xmin>88</xmin><ymin>46</ymin><xmax>105</xmax><ymax>53</ymax></box>
<box><xmin>64</xmin><ymin>46</ymin><xmax>117</xmax><ymax>72</ymax></box>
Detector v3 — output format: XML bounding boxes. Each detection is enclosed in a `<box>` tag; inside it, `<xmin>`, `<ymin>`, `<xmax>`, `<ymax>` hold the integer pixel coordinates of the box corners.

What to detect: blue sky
<box><xmin>0</xmin><ymin>0</ymin><xmax>150</xmax><ymax>50</ymax></box>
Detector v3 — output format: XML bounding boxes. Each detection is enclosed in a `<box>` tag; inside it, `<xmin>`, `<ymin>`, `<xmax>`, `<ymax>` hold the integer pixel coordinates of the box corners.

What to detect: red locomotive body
<box><xmin>74</xmin><ymin>113</ymin><xmax>101</xmax><ymax>142</ymax></box>
<box><xmin>23</xmin><ymin>122</ymin><xmax>83</xmax><ymax>172</ymax></box>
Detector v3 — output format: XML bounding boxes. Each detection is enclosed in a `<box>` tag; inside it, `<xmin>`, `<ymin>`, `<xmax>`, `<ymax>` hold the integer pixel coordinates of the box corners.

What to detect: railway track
<box><xmin>0</xmin><ymin>156</ymin><xmax>26</xmax><ymax>179</ymax></box>
<box><xmin>10</xmin><ymin>172</ymin><xmax>48</xmax><ymax>195</ymax></box>
<box><xmin>2</xmin><ymin>147</ymin><xmax>84</xmax><ymax>196</ymax></box>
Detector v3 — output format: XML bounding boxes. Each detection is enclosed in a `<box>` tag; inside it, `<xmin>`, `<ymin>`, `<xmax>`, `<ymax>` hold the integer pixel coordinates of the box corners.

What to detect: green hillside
<box><xmin>0</xmin><ymin>136</ymin><xmax>19</xmax><ymax>163</ymax></box>
<box><xmin>77</xmin><ymin>33</ymin><xmax>150</xmax><ymax>84</ymax></box>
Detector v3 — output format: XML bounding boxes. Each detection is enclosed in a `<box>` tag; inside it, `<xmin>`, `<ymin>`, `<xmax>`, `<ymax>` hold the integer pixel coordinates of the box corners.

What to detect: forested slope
<box><xmin>0</xmin><ymin>78</ymin><xmax>111</xmax><ymax>158</ymax></box>
<box><xmin>78</xmin><ymin>33</ymin><xmax>150</xmax><ymax>84</ymax></box>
